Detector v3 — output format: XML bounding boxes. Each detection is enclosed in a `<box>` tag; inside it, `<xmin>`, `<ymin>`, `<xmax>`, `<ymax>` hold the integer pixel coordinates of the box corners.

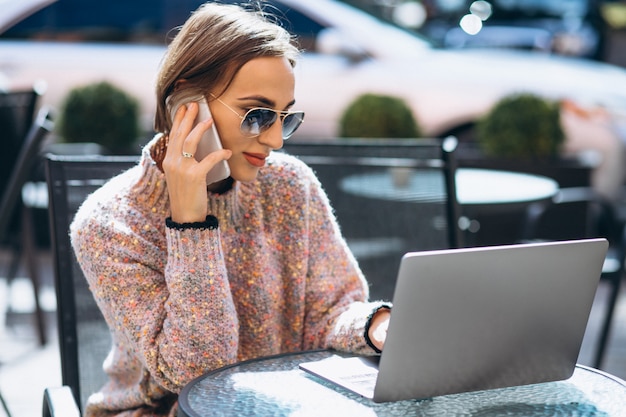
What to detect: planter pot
<box><xmin>390</xmin><ymin>167</ymin><xmax>413</xmax><ymax>188</ymax></box>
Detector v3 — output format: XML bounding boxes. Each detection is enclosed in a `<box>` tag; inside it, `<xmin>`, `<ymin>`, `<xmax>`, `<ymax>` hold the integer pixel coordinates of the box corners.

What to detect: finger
<box><xmin>183</xmin><ymin>116</ymin><xmax>215</xmax><ymax>156</ymax></box>
<box><xmin>169</xmin><ymin>102</ymin><xmax>199</xmax><ymax>155</ymax></box>
<box><xmin>196</xmin><ymin>148</ymin><xmax>232</xmax><ymax>171</ymax></box>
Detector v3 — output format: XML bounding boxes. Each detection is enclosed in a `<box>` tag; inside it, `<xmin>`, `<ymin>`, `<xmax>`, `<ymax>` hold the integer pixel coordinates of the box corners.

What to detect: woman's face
<box><xmin>208</xmin><ymin>56</ymin><xmax>297</xmax><ymax>184</ymax></box>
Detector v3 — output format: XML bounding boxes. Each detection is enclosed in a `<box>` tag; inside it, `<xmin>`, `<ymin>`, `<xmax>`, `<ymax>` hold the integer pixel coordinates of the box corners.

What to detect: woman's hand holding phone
<box><xmin>163</xmin><ymin>101</ymin><xmax>232</xmax><ymax>224</ymax></box>
<box><xmin>194</xmin><ymin>100</ymin><xmax>231</xmax><ymax>184</ymax></box>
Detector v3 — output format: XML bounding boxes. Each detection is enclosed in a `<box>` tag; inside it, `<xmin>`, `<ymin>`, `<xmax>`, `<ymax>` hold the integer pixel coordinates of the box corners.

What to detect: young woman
<box><xmin>71</xmin><ymin>3</ymin><xmax>390</xmax><ymax>416</ymax></box>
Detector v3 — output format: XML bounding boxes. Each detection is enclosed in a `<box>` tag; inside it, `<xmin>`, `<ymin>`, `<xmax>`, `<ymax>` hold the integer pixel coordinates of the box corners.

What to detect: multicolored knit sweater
<box><xmin>70</xmin><ymin>138</ymin><xmax>388</xmax><ymax>416</ymax></box>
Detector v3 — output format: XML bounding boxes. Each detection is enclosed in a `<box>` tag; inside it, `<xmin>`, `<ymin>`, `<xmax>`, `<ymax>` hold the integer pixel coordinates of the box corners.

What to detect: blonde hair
<box><xmin>153</xmin><ymin>2</ymin><xmax>299</xmax><ymax>134</ymax></box>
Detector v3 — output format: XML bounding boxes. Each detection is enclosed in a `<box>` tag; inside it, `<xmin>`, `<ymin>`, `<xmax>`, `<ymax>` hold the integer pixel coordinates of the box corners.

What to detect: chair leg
<box><xmin>0</xmin><ymin>389</ymin><xmax>12</xmax><ymax>417</ymax></box>
<box><xmin>593</xmin><ymin>272</ymin><xmax>622</xmax><ymax>369</ymax></box>
<box><xmin>20</xmin><ymin>205</ymin><xmax>46</xmax><ymax>346</ymax></box>
<box><xmin>2</xmin><ymin>236</ymin><xmax>22</xmax><ymax>334</ymax></box>
<box><xmin>4</xmin><ymin>244</ymin><xmax>21</xmax><ymax>290</ymax></box>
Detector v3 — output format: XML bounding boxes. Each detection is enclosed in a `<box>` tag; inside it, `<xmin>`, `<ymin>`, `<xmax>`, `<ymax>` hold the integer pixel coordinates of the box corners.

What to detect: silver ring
<box><xmin>182</xmin><ymin>152</ymin><xmax>194</xmax><ymax>159</ymax></box>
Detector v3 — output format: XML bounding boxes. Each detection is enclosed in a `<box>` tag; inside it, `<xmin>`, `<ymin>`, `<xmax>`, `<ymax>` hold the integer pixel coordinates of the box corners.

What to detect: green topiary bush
<box><xmin>339</xmin><ymin>93</ymin><xmax>421</xmax><ymax>138</ymax></box>
<box><xmin>476</xmin><ymin>93</ymin><xmax>564</xmax><ymax>159</ymax></box>
<box><xmin>58</xmin><ymin>81</ymin><xmax>140</xmax><ymax>154</ymax></box>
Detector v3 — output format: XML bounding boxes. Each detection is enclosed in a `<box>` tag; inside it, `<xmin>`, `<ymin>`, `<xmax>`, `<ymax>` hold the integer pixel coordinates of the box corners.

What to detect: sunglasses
<box><xmin>211</xmin><ymin>95</ymin><xmax>305</xmax><ymax>140</ymax></box>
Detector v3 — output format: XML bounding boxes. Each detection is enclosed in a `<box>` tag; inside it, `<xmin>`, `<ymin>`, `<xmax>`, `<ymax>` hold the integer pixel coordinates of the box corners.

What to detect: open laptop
<box><xmin>299</xmin><ymin>238</ymin><xmax>608</xmax><ymax>402</ymax></box>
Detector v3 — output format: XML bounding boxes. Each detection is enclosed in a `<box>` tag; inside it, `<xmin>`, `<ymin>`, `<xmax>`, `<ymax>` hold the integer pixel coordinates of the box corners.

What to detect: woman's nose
<box><xmin>258</xmin><ymin>120</ymin><xmax>284</xmax><ymax>150</ymax></box>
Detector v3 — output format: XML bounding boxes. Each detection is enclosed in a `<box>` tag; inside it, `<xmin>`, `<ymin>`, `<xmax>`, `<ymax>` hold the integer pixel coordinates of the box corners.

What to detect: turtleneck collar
<box><xmin>136</xmin><ymin>134</ymin><xmax>246</xmax><ymax>230</ymax></box>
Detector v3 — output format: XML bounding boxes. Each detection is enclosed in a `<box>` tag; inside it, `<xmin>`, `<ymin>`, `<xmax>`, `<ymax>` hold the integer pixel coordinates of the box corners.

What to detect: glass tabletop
<box><xmin>178</xmin><ymin>350</ymin><xmax>626</xmax><ymax>417</ymax></box>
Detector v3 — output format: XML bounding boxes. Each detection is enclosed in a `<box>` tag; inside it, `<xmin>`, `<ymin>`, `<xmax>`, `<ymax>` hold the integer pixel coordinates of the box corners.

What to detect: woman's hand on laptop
<box><xmin>369</xmin><ymin>308</ymin><xmax>391</xmax><ymax>351</ymax></box>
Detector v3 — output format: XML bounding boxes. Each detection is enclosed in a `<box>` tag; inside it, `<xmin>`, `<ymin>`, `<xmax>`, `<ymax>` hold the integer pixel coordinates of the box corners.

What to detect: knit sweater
<box><xmin>70</xmin><ymin>138</ymin><xmax>388</xmax><ymax>416</ymax></box>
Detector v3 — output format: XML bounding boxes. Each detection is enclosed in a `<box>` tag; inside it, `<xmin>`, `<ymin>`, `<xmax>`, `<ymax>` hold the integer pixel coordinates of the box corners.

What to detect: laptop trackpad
<box><xmin>299</xmin><ymin>354</ymin><xmax>380</xmax><ymax>399</ymax></box>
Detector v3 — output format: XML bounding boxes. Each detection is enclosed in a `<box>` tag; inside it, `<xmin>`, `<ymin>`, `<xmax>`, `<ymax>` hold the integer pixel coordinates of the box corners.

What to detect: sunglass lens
<box><xmin>242</xmin><ymin>109</ymin><xmax>277</xmax><ymax>136</ymax></box>
<box><xmin>282</xmin><ymin>112</ymin><xmax>304</xmax><ymax>139</ymax></box>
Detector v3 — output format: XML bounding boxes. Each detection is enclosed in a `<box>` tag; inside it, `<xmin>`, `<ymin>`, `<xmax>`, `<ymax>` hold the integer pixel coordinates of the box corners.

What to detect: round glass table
<box><xmin>178</xmin><ymin>350</ymin><xmax>626</xmax><ymax>417</ymax></box>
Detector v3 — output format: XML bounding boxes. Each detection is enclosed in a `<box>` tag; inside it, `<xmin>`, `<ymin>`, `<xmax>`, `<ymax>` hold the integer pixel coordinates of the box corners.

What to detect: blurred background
<box><xmin>2</xmin><ymin>0</ymin><xmax>626</xmax><ymax>416</ymax></box>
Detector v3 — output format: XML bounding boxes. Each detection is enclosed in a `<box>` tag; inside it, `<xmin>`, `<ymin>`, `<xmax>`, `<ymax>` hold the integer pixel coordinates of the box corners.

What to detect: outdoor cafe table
<box><xmin>339</xmin><ymin>167</ymin><xmax>559</xmax><ymax>210</ymax></box>
<box><xmin>178</xmin><ymin>350</ymin><xmax>626</xmax><ymax>417</ymax></box>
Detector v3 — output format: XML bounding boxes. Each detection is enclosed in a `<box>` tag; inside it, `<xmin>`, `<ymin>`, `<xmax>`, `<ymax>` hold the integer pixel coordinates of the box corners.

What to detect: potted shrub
<box><xmin>339</xmin><ymin>93</ymin><xmax>422</xmax><ymax>139</ymax></box>
<box><xmin>462</xmin><ymin>92</ymin><xmax>592</xmax><ymax>188</ymax></box>
<box><xmin>57</xmin><ymin>81</ymin><xmax>141</xmax><ymax>154</ymax></box>
<box><xmin>339</xmin><ymin>93</ymin><xmax>422</xmax><ymax>186</ymax></box>
<box><xmin>476</xmin><ymin>93</ymin><xmax>564</xmax><ymax>160</ymax></box>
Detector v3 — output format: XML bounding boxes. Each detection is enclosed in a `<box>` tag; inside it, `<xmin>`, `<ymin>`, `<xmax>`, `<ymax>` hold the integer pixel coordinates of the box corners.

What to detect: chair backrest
<box><xmin>282</xmin><ymin>137</ymin><xmax>461</xmax><ymax>300</ymax></box>
<box><xmin>45</xmin><ymin>154</ymin><xmax>139</xmax><ymax>412</ymax></box>
<box><xmin>521</xmin><ymin>187</ymin><xmax>623</xmax><ymax>243</ymax></box>
<box><xmin>0</xmin><ymin>88</ymin><xmax>41</xmax><ymax>168</ymax></box>
<box><xmin>0</xmin><ymin>105</ymin><xmax>52</xmax><ymax>241</ymax></box>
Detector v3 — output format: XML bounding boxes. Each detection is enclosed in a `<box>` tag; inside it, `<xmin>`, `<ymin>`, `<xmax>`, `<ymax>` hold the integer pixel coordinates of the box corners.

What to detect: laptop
<box><xmin>299</xmin><ymin>238</ymin><xmax>608</xmax><ymax>402</ymax></box>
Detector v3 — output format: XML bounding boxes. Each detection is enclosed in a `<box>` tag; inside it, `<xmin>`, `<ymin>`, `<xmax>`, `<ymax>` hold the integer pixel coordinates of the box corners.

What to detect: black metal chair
<box><xmin>520</xmin><ymin>187</ymin><xmax>626</xmax><ymax>369</ymax></box>
<box><xmin>43</xmin><ymin>154</ymin><xmax>139</xmax><ymax>417</ymax></box>
<box><xmin>282</xmin><ymin>137</ymin><xmax>462</xmax><ymax>300</ymax></box>
<box><xmin>0</xmin><ymin>97</ymin><xmax>52</xmax><ymax>347</ymax></box>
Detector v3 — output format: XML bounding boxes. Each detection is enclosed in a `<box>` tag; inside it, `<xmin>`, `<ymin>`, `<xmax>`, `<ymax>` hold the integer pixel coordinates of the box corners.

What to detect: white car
<box><xmin>2</xmin><ymin>0</ymin><xmax>626</xmax><ymax>140</ymax></box>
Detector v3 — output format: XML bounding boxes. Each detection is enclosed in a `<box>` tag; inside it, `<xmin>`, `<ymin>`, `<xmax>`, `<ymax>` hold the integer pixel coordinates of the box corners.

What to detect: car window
<box><xmin>492</xmin><ymin>0</ymin><xmax>589</xmax><ymax>17</ymax></box>
<box><xmin>263</xmin><ymin>1</ymin><xmax>326</xmax><ymax>51</ymax></box>
<box><xmin>1</xmin><ymin>0</ymin><xmax>167</xmax><ymax>43</ymax></box>
<box><xmin>0</xmin><ymin>0</ymin><xmax>326</xmax><ymax>52</ymax></box>
<box><xmin>428</xmin><ymin>0</ymin><xmax>590</xmax><ymax>20</ymax></box>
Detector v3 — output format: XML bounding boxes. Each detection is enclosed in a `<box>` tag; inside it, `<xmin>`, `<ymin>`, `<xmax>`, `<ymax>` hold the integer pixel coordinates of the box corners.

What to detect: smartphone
<box><xmin>170</xmin><ymin>97</ymin><xmax>230</xmax><ymax>185</ymax></box>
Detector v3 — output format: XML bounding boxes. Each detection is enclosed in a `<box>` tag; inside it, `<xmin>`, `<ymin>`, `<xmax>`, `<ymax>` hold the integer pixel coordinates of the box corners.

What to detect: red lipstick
<box><xmin>243</xmin><ymin>153</ymin><xmax>267</xmax><ymax>167</ymax></box>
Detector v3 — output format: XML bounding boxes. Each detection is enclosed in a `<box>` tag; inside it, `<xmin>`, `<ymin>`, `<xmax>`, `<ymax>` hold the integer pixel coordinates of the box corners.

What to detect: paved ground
<box><xmin>0</xmin><ymin>248</ymin><xmax>625</xmax><ymax>417</ymax></box>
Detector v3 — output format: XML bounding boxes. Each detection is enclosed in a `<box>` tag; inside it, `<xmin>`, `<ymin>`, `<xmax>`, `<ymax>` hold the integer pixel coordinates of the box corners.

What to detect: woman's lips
<box><xmin>243</xmin><ymin>153</ymin><xmax>267</xmax><ymax>167</ymax></box>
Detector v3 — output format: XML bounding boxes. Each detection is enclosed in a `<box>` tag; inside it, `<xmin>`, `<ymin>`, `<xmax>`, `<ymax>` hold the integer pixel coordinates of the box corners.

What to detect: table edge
<box><xmin>575</xmin><ymin>363</ymin><xmax>626</xmax><ymax>387</ymax></box>
<box><xmin>178</xmin><ymin>349</ymin><xmax>331</xmax><ymax>417</ymax></box>
<box><xmin>177</xmin><ymin>351</ymin><xmax>626</xmax><ymax>417</ymax></box>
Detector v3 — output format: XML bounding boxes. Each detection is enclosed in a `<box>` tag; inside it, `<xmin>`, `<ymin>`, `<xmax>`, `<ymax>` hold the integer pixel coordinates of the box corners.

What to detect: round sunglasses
<box><xmin>212</xmin><ymin>95</ymin><xmax>305</xmax><ymax>139</ymax></box>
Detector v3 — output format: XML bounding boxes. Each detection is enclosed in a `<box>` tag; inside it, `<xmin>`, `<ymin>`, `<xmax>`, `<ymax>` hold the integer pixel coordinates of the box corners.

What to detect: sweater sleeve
<box><xmin>71</xmin><ymin>193</ymin><xmax>239</xmax><ymax>392</ymax></box>
<box><xmin>297</xmin><ymin>165</ymin><xmax>390</xmax><ymax>355</ymax></box>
